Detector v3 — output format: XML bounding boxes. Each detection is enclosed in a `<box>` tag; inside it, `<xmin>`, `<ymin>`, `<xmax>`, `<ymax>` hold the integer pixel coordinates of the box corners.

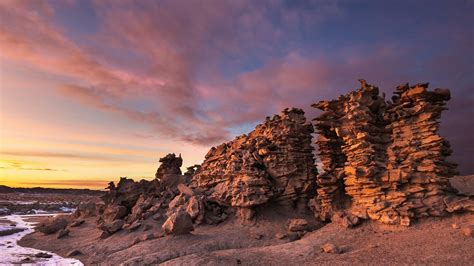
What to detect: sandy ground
<box><xmin>18</xmin><ymin>210</ymin><xmax>474</xmax><ymax>265</ymax></box>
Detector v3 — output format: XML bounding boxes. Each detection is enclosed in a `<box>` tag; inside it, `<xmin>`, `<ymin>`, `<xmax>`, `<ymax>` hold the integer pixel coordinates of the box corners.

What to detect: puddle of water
<box><xmin>0</xmin><ymin>214</ymin><xmax>83</xmax><ymax>265</ymax></box>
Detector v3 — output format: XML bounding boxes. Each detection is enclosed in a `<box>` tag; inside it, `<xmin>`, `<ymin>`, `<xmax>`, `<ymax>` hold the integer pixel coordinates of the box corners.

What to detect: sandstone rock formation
<box><xmin>310</xmin><ymin>81</ymin><xmax>389</xmax><ymax>222</ymax></box>
<box><xmin>192</xmin><ymin>108</ymin><xmax>317</xmax><ymax>221</ymax></box>
<box><xmin>86</xmin><ymin>87</ymin><xmax>471</xmax><ymax>234</ymax></box>
<box><xmin>89</xmin><ymin>152</ymin><xmax>211</xmax><ymax>236</ymax></box>
<box><xmin>156</xmin><ymin>153</ymin><xmax>189</xmax><ymax>188</ymax></box>
<box><xmin>311</xmin><ymin>80</ymin><xmax>473</xmax><ymax>225</ymax></box>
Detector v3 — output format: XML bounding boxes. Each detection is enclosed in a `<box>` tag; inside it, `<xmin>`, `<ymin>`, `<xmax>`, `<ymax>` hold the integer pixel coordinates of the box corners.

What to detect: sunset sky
<box><xmin>0</xmin><ymin>0</ymin><xmax>473</xmax><ymax>189</ymax></box>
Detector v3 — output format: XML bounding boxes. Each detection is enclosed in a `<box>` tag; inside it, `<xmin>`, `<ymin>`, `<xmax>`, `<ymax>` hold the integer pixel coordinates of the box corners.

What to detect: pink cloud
<box><xmin>0</xmin><ymin>0</ymin><xmax>338</xmax><ymax>145</ymax></box>
<box><xmin>0</xmin><ymin>1</ymin><xmax>472</xmax><ymax>175</ymax></box>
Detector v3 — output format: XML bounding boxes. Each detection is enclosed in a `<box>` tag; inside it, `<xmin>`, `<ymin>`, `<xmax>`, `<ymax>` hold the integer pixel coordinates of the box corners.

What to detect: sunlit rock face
<box><xmin>310</xmin><ymin>81</ymin><xmax>390</xmax><ymax>223</ymax></box>
<box><xmin>311</xmin><ymin>80</ymin><xmax>472</xmax><ymax>226</ymax></box>
<box><xmin>192</xmin><ymin>108</ymin><xmax>317</xmax><ymax>220</ymax></box>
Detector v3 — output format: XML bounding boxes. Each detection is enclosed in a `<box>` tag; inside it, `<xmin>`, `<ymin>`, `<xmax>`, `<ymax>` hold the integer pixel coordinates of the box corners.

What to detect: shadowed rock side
<box><xmin>311</xmin><ymin>80</ymin><xmax>474</xmax><ymax>226</ymax></box>
<box><xmin>192</xmin><ymin>108</ymin><xmax>317</xmax><ymax>221</ymax></box>
<box><xmin>91</xmin><ymin>153</ymin><xmax>200</xmax><ymax>237</ymax></box>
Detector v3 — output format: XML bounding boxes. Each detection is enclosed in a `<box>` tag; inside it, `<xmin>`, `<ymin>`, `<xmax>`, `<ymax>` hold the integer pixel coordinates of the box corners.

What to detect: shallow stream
<box><xmin>0</xmin><ymin>214</ymin><xmax>83</xmax><ymax>265</ymax></box>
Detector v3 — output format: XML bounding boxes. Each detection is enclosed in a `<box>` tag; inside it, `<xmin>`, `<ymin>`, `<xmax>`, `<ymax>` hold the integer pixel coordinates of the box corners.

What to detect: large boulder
<box><xmin>101</xmin><ymin>219</ymin><xmax>124</xmax><ymax>234</ymax></box>
<box><xmin>162</xmin><ymin>210</ymin><xmax>193</xmax><ymax>235</ymax></box>
<box><xmin>36</xmin><ymin>216</ymin><xmax>69</xmax><ymax>235</ymax></box>
<box><xmin>450</xmin><ymin>175</ymin><xmax>474</xmax><ymax>197</ymax></box>
<box><xmin>103</xmin><ymin>205</ymin><xmax>127</xmax><ymax>223</ymax></box>
<box><xmin>287</xmin><ymin>218</ymin><xmax>309</xmax><ymax>232</ymax></box>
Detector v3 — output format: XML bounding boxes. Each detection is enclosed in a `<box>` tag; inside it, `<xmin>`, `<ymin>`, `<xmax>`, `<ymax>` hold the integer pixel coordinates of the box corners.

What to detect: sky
<box><xmin>0</xmin><ymin>0</ymin><xmax>473</xmax><ymax>189</ymax></box>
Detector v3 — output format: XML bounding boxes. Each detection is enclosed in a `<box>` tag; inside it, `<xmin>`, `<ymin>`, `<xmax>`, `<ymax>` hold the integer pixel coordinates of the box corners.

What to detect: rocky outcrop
<box><xmin>192</xmin><ymin>108</ymin><xmax>317</xmax><ymax>220</ymax></box>
<box><xmin>93</xmin><ymin>153</ymin><xmax>207</xmax><ymax>236</ymax></box>
<box><xmin>311</xmin><ymin>80</ymin><xmax>472</xmax><ymax>225</ymax></box>
<box><xmin>310</xmin><ymin>81</ymin><xmax>389</xmax><ymax>222</ymax></box>
<box><xmin>156</xmin><ymin>154</ymin><xmax>189</xmax><ymax>188</ymax></box>
<box><xmin>380</xmin><ymin>83</ymin><xmax>459</xmax><ymax>224</ymax></box>
<box><xmin>91</xmin><ymin>85</ymin><xmax>470</xmax><ymax>233</ymax></box>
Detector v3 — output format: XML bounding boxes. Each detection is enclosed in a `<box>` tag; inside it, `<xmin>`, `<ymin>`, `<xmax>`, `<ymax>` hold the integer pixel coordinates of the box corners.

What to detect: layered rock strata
<box><xmin>310</xmin><ymin>82</ymin><xmax>390</xmax><ymax>222</ymax></box>
<box><xmin>380</xmin><ymin>83</ymin><xmax>459</xmax><ymax>224</ymax></box>
<box><xmin>192</xmin><ymin>108</ymin><xmax>317</xmax><ymax>220</ymax></box>
<box><xmin>311</xmin><ymin>80</ymin><xmax>471</xmax><ymax>225</ymax></box>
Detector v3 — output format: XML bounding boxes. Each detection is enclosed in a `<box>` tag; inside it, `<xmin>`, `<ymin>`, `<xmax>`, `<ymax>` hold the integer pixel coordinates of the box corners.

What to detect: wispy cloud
<box><xmin>0</xmin><ymin>166</ymin><xmax>61</xmax><ymax>172</ymax></box>
<box><xmin>15</xmin><ymin>179</ymin><xmax>110</xmax><ymax>189</ymax></box>
<box><xmin>1</xmin><ymin>150</ymin><xmax>139</xmax><ymax>162</ymax></box>
<box><xmin>0</xmin><ymin>0</ymin><xmax>472</xmax><ymax>174</ymax></box>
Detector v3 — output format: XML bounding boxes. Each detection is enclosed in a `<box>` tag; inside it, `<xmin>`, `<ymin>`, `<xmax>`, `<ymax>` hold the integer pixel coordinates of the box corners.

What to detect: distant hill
<box><xmin>0</xmin><ymin>185</ymin><xmax>104</xmax><ymax>195</ymax></box>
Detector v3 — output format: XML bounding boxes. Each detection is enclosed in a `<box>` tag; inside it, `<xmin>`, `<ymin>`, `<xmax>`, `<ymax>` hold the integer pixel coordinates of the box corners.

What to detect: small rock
<box><xmin>186</xmin><ymin>196</ymin><xmax>201</xmax><ymax>220</ymax></box>
<box><xmin>451</xmin><ymin>223</ymin><xmax>460</xmax><ymax>229</ymax></box>
<box><xmin>368</xmin><ymin>244</ymin><xmax>378</xmax><ymax>248</ymax></box>
<box><xmin>70</xmin><ymin>219</ymin><xmax>85</xmax><ymax>227</ymax></box>
<box><xmin>99</xmin><ymin>231</ymin><xmax>110</xmax><ymax>239</ymax></box>
<box><xmin>131</xmin><ymin>237</ymin><xmax>141</xmax><ymax>245</ymax></box>
<box><xmin>297</xmin><ymin>231</ymin><xmax>307</xmax><ymax>238</ymax></box>
<box><xmin>177</xmin><ymin>183</ymin><xmax>195</xmax><ymax>197</ymax></box>
<box><xmin>287</xmin><ymin>232</ymin><xmax>300</xmax><ymax>242</ymax></box>
<box><xmin>56</xmin><ymin>228</ymin><xmax>69</xmax><ymax>239</ymax></box>
<box><xmin>154</xmin><ymin>231</ymin><xmax>165</xmax><ymax>238</ymax></box>
<box><xmin>20</xmin><ymin>258</ymin><xmax>33</xmax><ymax>263</ymax></box>
<box><xmin>140</xmin><ymin>233</ymin><xmax>155</xmax><ymax>241</ymax></box>
<box><xmin>168</xmin><ymin>194</ymin><xmax>186</xmax><ymax>209</ymax></box>
<box><xmin>103</xmin><ymin>219</ymin><xmax>124</xmax><ymax>234</ymax></box>
<box><xmin>127</xmin><ymin>222</ymin><xmax>142</xmax><ymax>232</ymax></box>
<box><xmin>288</xmin><ymin>218</ymin><xmax>309</xmax><ymax>232</ymax></box>
<box><xmin>35</xmin><ymin>252</ymin><xmax>53</xmax><ymax>258</ymax></box>
<box><xmin>67</xmin><ymin>249</ymin><xmax>82</xmax><ymax>256</ymax></box>
<box><xmin>321</xmin><ymin>243</ymin><xmax>340</xmax><ymax>254</ymax></box>
<box><xmin>152</xmin><ymin>213</ymin><xmax>162</xmax><ymax>221</ymax></box>
<box><xmin>250</xmin><ymin>232</ymin><xmax>263</xmax><ymax>240</ymax></box>
<box><xmin>460</xmin><ymin>225</ymin><xmax>473</xmax><ymax>237</ymax></box>
<box><xmin>332</xmin><ymin>212</ymin><xmax>360</xmax><ymax>228</ymax></box>
<box><xmin>400</xmin><ymin>216</ymin><xmax>410</xmax><ymax>227</ymax></box>
<box><xmin>143</xmin><ymin>224</ymin><xmax>152</xmax><ymax>231</ymax></box>
<box><xmin>275</xmin><ymin>233</ymin><xmax>287</xmax><ymax>239</ymax></box>
<box><xmin>35</xmin><ymin>252</ymin><xmax>53</xmax><ymax>259</ymax></box>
